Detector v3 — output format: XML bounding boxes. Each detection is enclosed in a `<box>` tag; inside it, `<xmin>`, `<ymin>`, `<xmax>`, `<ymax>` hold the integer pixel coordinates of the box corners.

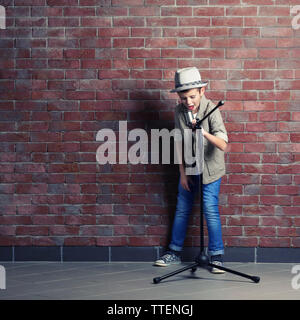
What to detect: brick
<box><xmin>226</xmin><ymin>7</ymin><xmax>257</xmax><ymax>16</ymax></box>
<box><xmin>47</xmin><ymin>0</ymin><xmax>78</xmax><ymax>5</ymax></box>
<box><xmin>146</xmin><ymin>38</ymin><xmax>177</xmax><ymax>48</ymax></box>
<box><xmin>229</xmin><ymin>154</ymin><xmax>260</xmax><ymax>163</ymax></box>
<box><xmin>244</xmin><ymin>60</ymin><xmax>276</xmax><ymax>69</ymax></box>
<box><xmin>113</xmin><ymin>17</ymin><xmax>144</xmax><ymax>27</ymax></box>
<box><xmin>211</xmin><ymin>59</ymin><xmax>242</xmax><ymax>69</ymax></box>
<box><xmin>64</xmin><ymin>237</ymin><xmax>96</xmax><ymax>246</ymax></box>
<box><xmin>16</xmin><ymin>226</ymin><xmax>48</xmax><ymax>236</ymax></box>
<box><xmin>16</xmin><ymin>184</ymin><xmax>47</xmax><ymax>194</ymax></box>
<box><xmin>228</xmin><ymin>195</ymin><xmax>259</xmax><ymax>205</ymax></box>
<box><xmin>243</xmin><ymin>206</ymin><xmax>275</xmax><ymax>216</ymax></box>
<box><xmin>246</xmin><ymin>122</ymin><xmax>276</xmax><ymax>132</ymax></box>
<box><xmin>277</xmin><ymin>228</ymin><xmax>299</xmax><ymax>237</ymax></box>
<box><xmin>81</xmin><ymin>226</ymin><xmax>113</xmax><ymax>236</ymax></box>
<box><xmin>195</xmin><ymin>49</ymin><xmax>224</xmax><ymax>59</ymax></box>
<box><xmin>277</xmin><ymin>186</ymin><xmax>300</xmax><ymax>195</ymax></box>
<box><xmin>145</xmin><ymin>0</ymin><xmax>174</xmax><ymax>4</ymax></box>
<box><xmin>261</xmin><ymin>217</ymin><xmax>293</xmax><ymax>227</ymax></box>
<box><xmin>145</xmin><ymin>59</ymin><xmax>177</xmax><ymax>69</ymax></box>
<box><xmin>64</xmin><ymin>49</ymin><xmax>95</xmax><ymax>59</ymax></box>
<box><xmin>113</xmin><ymin>0</ymin><xmax>144</xmax><ymax>5</ymax></box>
<box><xmin>15</xmin><ymin>164</ymin><xmax>46</xmax><ymax>173</ymax></box>
<box><xmin>226</xmin><ymin>237</ymin><xmax>258</xmax><ymax>247</ymax></box>
<box><xmin>113</xmin><ymin>38</ymin><xmax>144</xmax><ymax>48</ymax></box>
<box><xmin>66</xmin><ymin>28</ymin><xmax>97</xmax><ymax>38</ymax></box>
<box><xmin>196</xmin><ymin>28</ymin><xmax>228</xmax><ymax>37</ymax></box>
<box><xmin>96</xmin><ymin>237</ymin><xmax>127</xmax><ymax>246</ymax></box>
<box><xmin>228</xmin><ymin>216</ymin><xmax>259</xmax><ymax>226</ymax></box>
<box><xmin>131</xmin><ymin>70</ymin><xmax>162</xmax><ymax>79</ymax></box>
<box><xmin>243</xmin><ymin>0</ymin><xmax>273</xmax><ymax>3</ymax></box>
<box><xmin>227</xmin><ymin>49</ymin><xmax>257</xmax><ymax>59</ymax></box>
<box><xmin>212</xmin><ymin>17</ymin><xmax>243</xmax><ymax>27</ymax></box>
<box><xmin>291</xmin><ymin>133</ymin><xmax>300</xmax><ymax>142</ymax></box>
<box><xmin>259</xmin><ymin>7</ymin><xmax>290</xmax><ymax>16</ymax></box>
<box><xmin>161</xmin><ymin>49</ymin><xmax>193</xmax><ymax>58</ymax></box>
<box><xmin>48</xmin><ymin>18</ymin><xmax>79</xmax><ymax>28</ymax></box>
<box><xmin>259</xmin><ymin>91</ymin><xmax>287</xmax><ymax>101</ymax></box>
<box><xmin>228</xmin><ymin>174</ymin><xmax>260</xmax><ymax>184</ymax></box>
<box><xmin>262</xmin><ymin>153</ymin><xmax>293</xmax><ymax>164</ymax></box>
<box><xmin>261</xmin><ymin>196</ymin><xmax>291</xmax><ymax>206</ymax></box>
<box><xmin>244</xmin><ymin>227</ymin><xmax>272</xmax><ymax>237</ymax></box>
<box><xmin>179</xmin><ymin>17</ymin><xmax>210</xmax><ymax>27</ymax></box>
<box><xmin>146</xmin><ymin>17</ymin><xmax>177</xmax><ymax>27</ymax></box>
<box><xmin>228</xmin><ymin>133</ymin><xmax>257</xmax><ymax>142</ymax></box>
<box><xmin>278</xmin><ymin>143</ymin><xmax>300</xmax><ymax>154</ymax></box>
<box><xmin>161</xmin><ymin>7</ymin><xmax>192</xmax><ymax>16</ymax></box>
<box><xmin>276</xmin><ymin>80</ymin><xmax>300</xmax><ymax>90</ymax></box>
<box><xmin>194</xmin><ymin>7</ymin><xmax>224</xmax><ymax>16</ymax></box>
<box><xmin>98</xmin><ymin>28</ymin><xmax>129</xmax><ymax>37</ymax></box>
<box><xmin>261</xmin><ymin>28</ymin><xmax>293</xmax><ymax>38</ymax></box>
<box><xmin>129</xmin><ymin>48</ymin><xmax>160</xmax><ymax>58</ymax></box>
<box><xmin>129</xmin><ymin>7</ymin><xmax>160</xmax><ymax>16</ymax></box>
<box><xmin>257</xmin><ymin>133</ymin><xmax>289</xmax><ymax>142</ymax></box>
<box><xmin>64</xmin><ymin>8</ymin><xmax>95</xmax><ymax>16</ymax></box>
<box><xmin>212</xmin><ymin>39</ymin><xmax>243</xmax><ymax>48</ymax></box>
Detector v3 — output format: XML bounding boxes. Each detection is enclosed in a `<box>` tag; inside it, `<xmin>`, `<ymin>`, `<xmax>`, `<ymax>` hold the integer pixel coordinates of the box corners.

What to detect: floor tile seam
<box><xmin>7</xmin><ymin>267</ymin><xmax>87</xmax><ymax>277</ymax></box>
<box><xmin>8</xmin><ymin>266</ymin><xmax>153</xmax><ymax>279</ymax></box>
<box><xmin>8</xmin><ymin>271</ymin><xmax>158</xmax><ymax>284</ymax></box>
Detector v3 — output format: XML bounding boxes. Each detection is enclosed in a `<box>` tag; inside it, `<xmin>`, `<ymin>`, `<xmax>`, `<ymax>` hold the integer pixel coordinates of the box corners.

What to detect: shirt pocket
<box><xmin>205</xmin><ymin>150</ymin><xmax>224</xmax><ymax>176</ymax></box>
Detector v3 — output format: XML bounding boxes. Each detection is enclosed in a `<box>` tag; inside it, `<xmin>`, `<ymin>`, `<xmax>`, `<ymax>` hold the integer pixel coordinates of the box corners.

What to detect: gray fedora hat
<box><xmin>170</xmin><ymin>67</ymin><xmax>208</xmax><ymax>93</ymax></box>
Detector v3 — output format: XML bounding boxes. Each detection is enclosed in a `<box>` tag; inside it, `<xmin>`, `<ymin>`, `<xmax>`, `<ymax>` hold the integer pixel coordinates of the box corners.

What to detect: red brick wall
<box><xmin>0</xmin><ymin>0</ymin><xmax>299</xmax><ymax>250</ymax></box>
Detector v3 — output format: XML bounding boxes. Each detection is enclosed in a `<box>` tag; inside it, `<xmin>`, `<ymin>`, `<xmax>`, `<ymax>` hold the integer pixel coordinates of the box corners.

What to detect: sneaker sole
<box><xmin>154</xmin><ymin>262</ymin><xmax>170</xmax><ymax>267</ymax></box>
<box><xmin>211</xmin><ymin>267</ymin><xmax>226</xmax><ymax>274</ymax></box>
<box><xmin>154</xmin><ymin>261</ymin><xmax>181</xmax><ymax>267</ymax></box>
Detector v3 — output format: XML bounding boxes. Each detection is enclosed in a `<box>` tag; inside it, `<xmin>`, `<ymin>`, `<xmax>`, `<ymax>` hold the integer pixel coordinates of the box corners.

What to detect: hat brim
<box><xmin>170</xmin><ymin>82</ymin><xmax>208</xmax><ymax>93</ymax></box>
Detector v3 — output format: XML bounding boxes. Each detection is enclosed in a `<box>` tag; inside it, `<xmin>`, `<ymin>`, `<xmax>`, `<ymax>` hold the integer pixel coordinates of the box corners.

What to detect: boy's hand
<box><xmin>180</xmin><ymin>173</ymin><xmax>193</xmax><ymax>192</ymax></box>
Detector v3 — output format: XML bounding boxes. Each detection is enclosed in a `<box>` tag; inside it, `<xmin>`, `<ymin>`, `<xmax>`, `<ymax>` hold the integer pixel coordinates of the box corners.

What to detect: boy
<box><xmin>154</xmin><ymin>67</ymin><xmax>228</xmax><ymax>273</ymax></box>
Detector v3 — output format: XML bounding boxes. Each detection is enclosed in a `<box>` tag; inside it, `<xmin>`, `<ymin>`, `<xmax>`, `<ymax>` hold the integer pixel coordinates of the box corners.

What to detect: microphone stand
<box><xmin>153</xmin><ymin>101</ymin><xmax>260</xmax><ymax>284</ymax></box>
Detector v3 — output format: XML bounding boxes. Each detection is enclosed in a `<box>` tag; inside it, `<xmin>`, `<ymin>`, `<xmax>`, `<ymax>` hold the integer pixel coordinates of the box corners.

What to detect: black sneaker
<box><xmin>154</xmin><ymin>252</ymin><xmax>181</xmax><ymax>267</ymax></box>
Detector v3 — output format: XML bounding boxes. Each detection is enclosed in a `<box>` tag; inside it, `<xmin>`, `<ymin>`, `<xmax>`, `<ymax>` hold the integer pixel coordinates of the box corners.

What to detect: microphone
<box><xmin>184</xmin><ymin>110</ymin><xmax>194</xmax><ymax>128</ymax></box>
<box><xmin>187</xmin><ymin>111</ymin><xmax>193</xmax><ymax>125</ymax></box>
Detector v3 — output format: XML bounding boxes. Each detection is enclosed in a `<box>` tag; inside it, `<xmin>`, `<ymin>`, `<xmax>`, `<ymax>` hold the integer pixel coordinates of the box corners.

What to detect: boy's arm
<box><xmin>203</xmin><ymin>104</ymin><xmax>228</xmax><ymax>151</ymax></box>
<box><xmin>175</xmin><ymin>140</ymin><xmax>191</xmax><ymax>192</ymax></box>
<box><xmin>202</xmin><ymin>128</ymin><xmax>228</xmax><ymax>152</ymax></box>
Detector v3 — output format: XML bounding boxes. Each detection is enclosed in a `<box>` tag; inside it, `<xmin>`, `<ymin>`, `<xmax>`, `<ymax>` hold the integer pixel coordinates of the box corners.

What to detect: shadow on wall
<box><xmin>126</xmin><ymin>89</ymin><xmax>179</xmax><ymax>247</ymax></box>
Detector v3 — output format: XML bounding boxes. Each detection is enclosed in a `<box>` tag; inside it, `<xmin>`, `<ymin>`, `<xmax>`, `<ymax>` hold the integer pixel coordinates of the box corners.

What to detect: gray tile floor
<box><xmin>0</xmin><ymin>261</ymin><xmax>299</xmax><ymax>300</ymax></box>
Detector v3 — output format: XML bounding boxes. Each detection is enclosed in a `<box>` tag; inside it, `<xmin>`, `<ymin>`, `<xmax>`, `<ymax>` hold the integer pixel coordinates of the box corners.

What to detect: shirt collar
<box><xmin>195</xmin><ymin>94</ymin><xmax>209</xmax><ymax>121</ymax></box>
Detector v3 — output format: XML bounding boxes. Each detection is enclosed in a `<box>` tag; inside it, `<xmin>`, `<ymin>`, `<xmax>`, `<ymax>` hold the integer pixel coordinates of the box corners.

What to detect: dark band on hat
<box><xmin>175</xmin><ymin>80</ymin><xmax>207</xmax><ymax>88</ymax></box>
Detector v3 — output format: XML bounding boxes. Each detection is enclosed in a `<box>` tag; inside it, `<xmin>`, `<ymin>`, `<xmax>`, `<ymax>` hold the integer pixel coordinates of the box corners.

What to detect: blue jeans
<box><xmin>169</xmin><ymin>175</ymin><xmax>224</xmax><ymax>256</ymax></box>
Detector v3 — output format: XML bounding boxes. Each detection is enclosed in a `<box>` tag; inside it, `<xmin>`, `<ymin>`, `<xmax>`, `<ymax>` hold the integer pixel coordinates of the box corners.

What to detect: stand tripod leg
<box><xmin>153</xmin><ymin>260</ymin><xmax>260</xmax><ymax>284</ymax></box>
<box><xmin>153</xmin><ymin>262</ymin><xmax>199</xmax><ymax>284</ymax></box>
<box><xmin>208</xmin><ymin>263</ymin><xmax>260</xmax><ymax>283</ymax></box>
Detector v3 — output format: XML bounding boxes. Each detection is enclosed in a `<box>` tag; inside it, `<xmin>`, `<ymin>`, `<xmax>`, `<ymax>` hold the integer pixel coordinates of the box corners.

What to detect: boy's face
<box><xmin>178</xmin><ymin>87</ymin><xmax>205</xmax><ymax>113</ymax></box>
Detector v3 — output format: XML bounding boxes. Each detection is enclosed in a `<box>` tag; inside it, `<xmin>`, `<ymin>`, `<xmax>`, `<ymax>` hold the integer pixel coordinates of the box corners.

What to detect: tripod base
<box><xmin>153</xmin><ymin>252</ymin><xmax>260</xmax><ymax>284</ymax></box>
